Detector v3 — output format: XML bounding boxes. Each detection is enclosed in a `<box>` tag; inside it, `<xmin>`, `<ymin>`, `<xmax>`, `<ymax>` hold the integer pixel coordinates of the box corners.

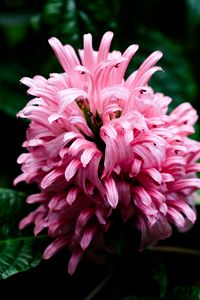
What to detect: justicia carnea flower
<box><xmin>15</xmin><ymin>31</ymin><xmax>200</xmax><ymax>274</ymax></box>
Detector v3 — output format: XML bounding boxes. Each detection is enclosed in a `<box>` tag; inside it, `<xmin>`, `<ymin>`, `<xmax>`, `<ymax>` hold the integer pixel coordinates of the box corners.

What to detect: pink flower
<box><xmin>15</xmin><ymin>32</ymin><xmax>200</xmax><ymax>274</ymax></box>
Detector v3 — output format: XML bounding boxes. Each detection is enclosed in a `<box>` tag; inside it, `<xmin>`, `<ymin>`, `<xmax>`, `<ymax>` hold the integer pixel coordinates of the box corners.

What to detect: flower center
<box><xmin>76</xmin><ymin>98</ymin><xmax>105</xmax><ymax>152</ymax></box>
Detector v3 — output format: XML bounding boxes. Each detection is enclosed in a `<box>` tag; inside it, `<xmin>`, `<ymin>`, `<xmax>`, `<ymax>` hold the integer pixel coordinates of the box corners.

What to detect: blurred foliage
<box><xmin>0</xmin><ymin>0</ymin><xmax>200</xmax><ymax>298</ymax></box>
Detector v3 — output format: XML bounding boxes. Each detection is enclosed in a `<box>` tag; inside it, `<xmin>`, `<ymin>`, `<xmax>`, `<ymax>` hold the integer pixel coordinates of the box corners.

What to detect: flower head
<box><xmin>15</xmin><ymin>32</ymin><xmax>200</xmax><ymax>274</ymax></box>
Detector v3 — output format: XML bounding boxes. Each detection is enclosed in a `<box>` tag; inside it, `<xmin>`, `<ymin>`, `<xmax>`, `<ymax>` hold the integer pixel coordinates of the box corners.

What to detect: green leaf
<box><xmin>0</xmin><ymin>235</ymin><xmax>45</xmax><ymax>280</ymax></box>
<box><xmin>0</xmin><ymin>13</ymin><xmax>30</xmax><ymax>47</ymax></box>
<box><xmin>195</xmin><ymin>190</ymin><xmax>200</xmax><ymax>204</ymax></box>
<box><xmin>0</xmin><ymin>188</ymin><xmax>26</xmax><ymax>222</ymax></box>
<box><xmin>78</xmin><ymin>0</ymin><xmax>120</xmax><ymax>33</ymax></box>
<box><xmin>151</xmin><ymin>258</ymin><xmax>167</xmax><ymax>298</ymax></box>
<box><xmin>0</xmin><ymin>63</ymin><xmax>27</xmax><ymax>116</ymax></box>
<box><xmin>0</xmin><ymin>90</ymin><xmax>24</xmax><ymax>117</ymax></box>
<box><xmin>191</xmin><ymin>123</ymin><xmax>200</xmax><ymax>142</ymax></box>
<box><xmin>170</xmin><ymin>286</ymin><xmax>200</xmax><ymax>300</ymax></box>
<box><xmin>39</xmin><ymin>0</ymin><xmax>120</xmax><ymax>48</ymax></box>
<box><xmin>186</xmin><ymin>0</ymin><xmax>200</xmax><ymax>24</ymax></box>
<box><xmin>0</xmin><ymin>188</ymin><xmax>47</xmax><ymax>279</ymax></box>
<box><xmin>41</xmin><ymin>0</ymin><xmax>81</xmax><ymax>46</ymax></box>
<box><xmin>121</xmin><ymin>296</ymin><xmax>158</xmax><ymax>300</ymax></box>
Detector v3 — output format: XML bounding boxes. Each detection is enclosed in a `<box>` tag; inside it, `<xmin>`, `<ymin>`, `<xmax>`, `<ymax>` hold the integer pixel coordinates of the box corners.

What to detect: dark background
<box><xmin>0</xmin><ymin>0</ymin><xmax>200</xmax><ymax>299</ymax></box>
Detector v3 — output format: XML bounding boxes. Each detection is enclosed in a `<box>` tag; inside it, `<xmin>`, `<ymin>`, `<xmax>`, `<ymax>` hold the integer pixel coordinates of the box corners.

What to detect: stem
<box><xmin>151</xmin><ymin>245</ymin><xmax>200</xmax><ymax>256</ymax></box>
<box><xmin>84</xmin><ymin>273</ymin><xmax>112</xmax><ymax>300</ymax></box>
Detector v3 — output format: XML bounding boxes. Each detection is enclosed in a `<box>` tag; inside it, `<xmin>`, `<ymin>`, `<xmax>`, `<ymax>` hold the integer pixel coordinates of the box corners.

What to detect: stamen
<box><xmin>140</xmin><ymin>89</ymin><xmax>147</xmax><ymax>94</ymax></box>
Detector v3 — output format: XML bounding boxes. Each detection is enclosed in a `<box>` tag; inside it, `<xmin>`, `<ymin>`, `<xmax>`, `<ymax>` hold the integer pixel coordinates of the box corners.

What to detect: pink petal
<box><xmin>134</xmin><ymin>186</ymin><xmax>152</xmax><ymax>206</ymax></box>
<box><xmin>104</xmin><ymin>177</ymin><xmax>119</xmax><ymax>208</ymax></box>
<box><xmin>131</xmin><ymin>158</ymin><xmax>142</xmax><ymax>177</ymax></box>
<box><xmin>169</xmin><ymin>200</ymin><xmax>196</xmax><ymax>223</ymax></box>
<box><xmin>43</xmin><ymin>236</ymin><xmax>70</xmax><ymax>259</ymax></box>
<box><xmin>27</xmin><ymin>193</ymin><xmax>48</xmax><ymax>204</ymax></box>
<box><xmin>65</xmin><ymin>159</ymin><xmax>81</xmax><ymax>181</ymax></box>
<box><xmin>58</xmin><ymin>88</ymin><xmax>88</xmax><ymax>112</ymax></box>
<box><xmin>81</xmin><ymin>147</ymin><xmax>98</xmax><ymax>167</ymax></box>
<box><xmin>144</xmin><ymin>168</ymin><xmax>162</xmax><ymax>185</ymax></box>
<box><xmin>75</xmin><ymin>209</ymin><xmax>94</xmax><ymax>237</ymax></box>
<box><xmin>97</xmin><ymin>31</ymin><xmax>114</xmax><ymax>63</ymax></box>
<box><xmin>167</xmin><ymin>207</ymin><xmax>185</xmax><ymax>228</ymax></box>
<box><xmin>83</xmin><ymin>33</ymin><xmax>95</xmax><ymax>71</ymax></box>
<box><xmin>168</xmin><ymin>178</ymin><xmax>200</xmax><ymax>193</ymax></box>
<box><xmin>48</xmin><ymin>37</ymin><xmax>78</xmax><ymax>74</ymax></box>
<box><xmin>41</xmin><ymin>169</ymin><xmax>63</xmax><ymax>189</ymax></box>
<box><xmin>66</xmin><ymin>187</ymin><xmax>79</xmax><ymax>205</ymax></box>
<box><xmin>80</xmin><ymin>227</ymin><xmax>96</xmax><ymax>250</ymax></box>
<box><xmin>68</xmin><ymin>250</ymin><xmax>83</xmax><ymax>275</ymax></box>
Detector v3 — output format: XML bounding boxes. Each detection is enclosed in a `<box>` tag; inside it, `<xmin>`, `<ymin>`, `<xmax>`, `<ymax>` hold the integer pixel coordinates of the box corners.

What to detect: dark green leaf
<box><xmin>0</xmin><ymin>13</ymin><xmax>30</xmax><ymax>47</ymax></box>
<box><xmin>78</xmin><ymin>0</ymin><xmax>119</xmax><ymax>34</ymax></box>
<box><xmin>0</xmin><ymin>63</ymin><xmax>27</xmax><ymax>116</ymax></box>
<box><xmin>186</xmin><ymin>0</ymin><xmax>200</xmax><ymax>23</ymax></box>
<box><xmin>191</xmin><ymin>121</ymin><xmax>200</xmax><ymax>141</ymax></box>
<box><xmin>151</xmin><ymin>259</ymin><xmax>167</xmax><ymax>298</ymax></box>
<box><xmin>169</xmin><ymin>286</ymin><xmax>200</xmax><ymax>300</ymax></box>
<box><xmin>195</xmin><ymin>190</ymin><xmax>200</xmax><ymax>205</ymax></box>
<box><xmin>0</xmin><ymin>235</ymin><xmax>45</xmax><ymax>280</ymax></box>
<box><xmin>0</xmin><ymin>188</ymin><xmax>47</xmax><ymax>279</ymax></box>
<box><xmin>121</xmin><ymin>296</ymin><xmax>158</xmax><ymax>300</ymax></box>
<box><xmin>0</xmin><ymin>188</ymin><xmax>26</xmax><ymax>222</ymax></box>
<box><xmin>39</xmin><ymin>0</ymin><xmax>120</xmax><ymax>48</ymax></box>
<box><xmin>0</xmin><ymin>89</ymin><xmax>25</xmax><ymax>117</ymax></box>
<box><xmin>41</xmin><ymin>0</ymin><xmax>80</xmax><ymax>45</ymax></box>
